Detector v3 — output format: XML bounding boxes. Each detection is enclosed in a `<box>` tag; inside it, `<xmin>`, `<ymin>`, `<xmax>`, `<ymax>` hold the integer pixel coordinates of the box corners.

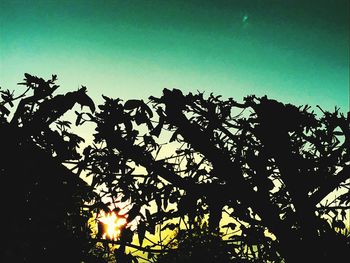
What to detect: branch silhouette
<box><xmin>1</xmin><ymin>74</ymin><xmax>349</xmax><ymax>262</ymax></box>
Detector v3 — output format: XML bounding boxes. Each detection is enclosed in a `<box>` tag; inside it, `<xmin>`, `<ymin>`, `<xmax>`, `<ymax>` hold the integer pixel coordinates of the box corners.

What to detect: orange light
<box><xmin>98</xmin><ymin>211</ymin><xmax>127</xmax><ymax>240</ymax></box>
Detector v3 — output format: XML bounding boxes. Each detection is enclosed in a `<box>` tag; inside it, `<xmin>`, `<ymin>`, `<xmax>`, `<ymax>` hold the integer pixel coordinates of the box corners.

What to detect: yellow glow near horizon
<box><xmin>98</xmin><ymin>211</ymin><xmax>128</xmax><ymax>241</ymax></box>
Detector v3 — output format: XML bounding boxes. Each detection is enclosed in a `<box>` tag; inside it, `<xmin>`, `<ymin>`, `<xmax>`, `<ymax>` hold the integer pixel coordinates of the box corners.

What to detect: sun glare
<box><xmin>98</xmin><ymin>211</ymin><xmax>128</xmax><ymax>241</ymax></box>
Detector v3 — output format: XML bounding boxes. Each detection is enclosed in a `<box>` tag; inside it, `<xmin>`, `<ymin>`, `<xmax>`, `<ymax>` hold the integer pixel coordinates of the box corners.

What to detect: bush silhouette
<box><xmin>1</xmin><ymin>74</ymin><xmax>349</xmax><ymax>262</ymax></box>
<box><xmin>0</xmin><ymin>74</ymin><xmax>101</xmax><ymax>262</ymax></box>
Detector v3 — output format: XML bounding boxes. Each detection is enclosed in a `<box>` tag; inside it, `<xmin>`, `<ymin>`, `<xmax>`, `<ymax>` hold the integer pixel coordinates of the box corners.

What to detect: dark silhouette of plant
<box><xmin>81</xmin><ymin>88</ymin><xmax>349</xmax><ymax>262</ymax></box>
<box><xmin>2</xmin><ymin>74</ymin><xmax>349</xmax><ymax>262</ymax></box>
<box><xmin>156</xmin><ymin>223</ymin><xmax>236</xmax><ymax>263</ymax></box>
<box><xmin>0</xmin><ymin>74</ymin><xmax>102</xmax><ymax>262</ymax></box>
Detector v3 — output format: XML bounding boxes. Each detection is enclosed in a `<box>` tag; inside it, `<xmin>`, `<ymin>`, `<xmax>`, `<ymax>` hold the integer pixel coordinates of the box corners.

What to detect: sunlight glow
<box><xmin>98</xmin><ymin>211</ymin><xmax>128</xmax><ymax>241</ymax></box>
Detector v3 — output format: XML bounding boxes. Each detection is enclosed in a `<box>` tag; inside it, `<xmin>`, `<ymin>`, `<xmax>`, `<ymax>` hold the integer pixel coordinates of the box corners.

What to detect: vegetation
<box><xmin>0</xmin><ymin>74</ymin><xmax>349</xmax><ymax>262</ymax></box>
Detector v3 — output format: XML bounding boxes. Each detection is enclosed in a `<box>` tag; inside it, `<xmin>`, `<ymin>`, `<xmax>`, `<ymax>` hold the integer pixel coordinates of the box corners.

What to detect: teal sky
<box><xmin>1</xmin><ymin>0</ymin><xmax>349</xmax><ymax>111</ymax></box>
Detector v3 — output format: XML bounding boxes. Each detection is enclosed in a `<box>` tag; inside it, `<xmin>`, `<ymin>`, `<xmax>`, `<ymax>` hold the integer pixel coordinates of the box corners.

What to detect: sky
<box><xmin>1</xmin><ymin>0</ymin><xmax>349</xmax><ymax>112</ymax></box>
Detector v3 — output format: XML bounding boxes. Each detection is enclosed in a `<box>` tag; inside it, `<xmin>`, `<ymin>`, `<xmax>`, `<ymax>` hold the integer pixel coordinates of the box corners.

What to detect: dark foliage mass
<box><xmin>0</xmin><ymin>74</ymin><xmax>349</xmax><ymax>262</ymax></box>
<box><xmin>0</xmin><ymin>74</ymin><xmax>100</xmax><ymax>262</ymax></box>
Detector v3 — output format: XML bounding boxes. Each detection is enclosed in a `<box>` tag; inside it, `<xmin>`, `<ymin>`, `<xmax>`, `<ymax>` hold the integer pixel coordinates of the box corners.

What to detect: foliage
<box><xmin>82</xmin><ymin>88</ymin><xmax>349</xmax><ymax>262</ymax></box>
<box><xmin>0</xmin><ymin>74</ymin><xmax>102</xmax><ymax>262</ymax></box>
<box><xmin>1</xmin><ymin>74</ymin><xmax>349</xmax><ymax>262</ymax></box>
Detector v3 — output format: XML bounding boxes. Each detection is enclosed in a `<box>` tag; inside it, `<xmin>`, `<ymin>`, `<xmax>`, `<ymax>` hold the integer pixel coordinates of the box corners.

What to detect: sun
<box><xmin>98</xmin><ymin>210</ymin><xmax>128</xmax><ymax>241</ymax></box>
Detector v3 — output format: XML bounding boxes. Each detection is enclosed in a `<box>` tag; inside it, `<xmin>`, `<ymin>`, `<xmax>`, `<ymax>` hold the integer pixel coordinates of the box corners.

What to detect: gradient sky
<box><xmin>1</xmin><ymin>0</ymin><xmax>349</xmax><ymax>112</ymax></box>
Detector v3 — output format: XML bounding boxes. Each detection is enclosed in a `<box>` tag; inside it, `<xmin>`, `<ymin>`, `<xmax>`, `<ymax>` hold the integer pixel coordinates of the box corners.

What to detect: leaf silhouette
<box><xmin>124</xmin><ymin>99</ymin><xmax>142</xmax><ymax>110</ymax></box>
<box><xmin>76</xmin><ymin>86</ymin><xmax>95</xmax><ymax>112</ymax></box>
<box><xmin>137</xmin><ymin>221</ymin><xmax>146</xmax><ymax>246</ymax></box>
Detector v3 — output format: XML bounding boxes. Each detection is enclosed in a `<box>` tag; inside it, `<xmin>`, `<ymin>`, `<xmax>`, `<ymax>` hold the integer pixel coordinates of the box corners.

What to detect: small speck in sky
<box><xmin>242</xmin><ymin>14</ymin><xmax>249</xmax><ymax>23</ymax></box>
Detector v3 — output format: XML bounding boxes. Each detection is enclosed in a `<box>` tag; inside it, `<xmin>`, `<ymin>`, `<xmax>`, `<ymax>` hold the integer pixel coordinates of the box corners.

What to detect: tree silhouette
<box><xmin>0</xmin><ymin>74</ymin><xmax>101</xmax><ymax>262</ymax></box>
<box><xmin>84</xmin><ymin>88</ymin><xmax>349</xmax><ymax>262</ymax></box>
<box><xmin>1</xmin><ymin>74</ymin><xmax>349</xmax><ymax>262</ymax></box>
